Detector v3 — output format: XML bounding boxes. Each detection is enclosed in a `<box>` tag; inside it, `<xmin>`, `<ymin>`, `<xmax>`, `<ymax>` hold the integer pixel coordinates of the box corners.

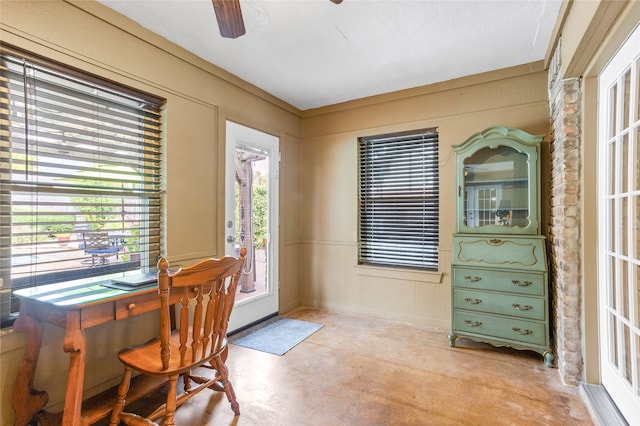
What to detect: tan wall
<box><xmin>280</xmin><ymin>132</ymin><xmax>304</xmax><ymax>313</ymax></box>
<box><xmin>0</xmin><ymin>0</ymin><xmax>302</xmax><ymax>422</ymax></box>
<box><xmin>298</xmin><ymin>65</ymin><xmax>551</xmax><ymax>328</ymax></box>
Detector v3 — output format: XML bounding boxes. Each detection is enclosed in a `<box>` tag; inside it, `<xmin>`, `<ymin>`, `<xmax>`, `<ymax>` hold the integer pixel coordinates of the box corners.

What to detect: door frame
<box><xmin>597</xmin><ymin>22</ymin><xmax>640</xmax><ymax>424</ymax></box>
<box><xmin>224</xmin><ymin>120</ymin><xmax>280</xmax><ymax>332</ymax></box>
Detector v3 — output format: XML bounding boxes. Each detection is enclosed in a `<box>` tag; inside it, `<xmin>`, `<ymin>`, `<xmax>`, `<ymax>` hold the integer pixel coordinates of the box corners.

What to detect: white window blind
<box><xmin>0</xmin><ymin>47</ymin><xmax>164</xmax><ymax>327</ymax></box>
<box><xmin>359</xmin><ymin>128</ymin><xmax>439</xmax><ymax>270</ymax></box>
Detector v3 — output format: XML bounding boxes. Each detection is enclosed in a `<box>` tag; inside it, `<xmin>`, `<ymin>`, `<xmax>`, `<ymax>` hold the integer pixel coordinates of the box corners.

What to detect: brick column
<box><xmin>547</xmin><ymin>41</ymin><xmax>583</xmax><ymax>385</ymax></box>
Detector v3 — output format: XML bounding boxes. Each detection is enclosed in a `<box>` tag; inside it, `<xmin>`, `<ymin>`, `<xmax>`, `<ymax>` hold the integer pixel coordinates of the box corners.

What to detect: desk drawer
<box><xmin>452</xmin><ymin>267</ymin><xmax>544</xmax><ymax>296</ymax></box>
<box><xmin>453</xmin><ymin>311</ymin><xmax>547</xmax><ymax>346</ymax></box>
<box><xmin>453</xmin><ymin>289</ymin><xmax>545</xmax><ymax>320</ymax></box>
<box><xmin>115</xmin><ymin>291</ymin><xmax>160</xmax><ymax>320</ymax></box>
<box><xmin>81</xmin><ymin>302</ymin><xmax>116</xmax><ymax>328</ymax></box>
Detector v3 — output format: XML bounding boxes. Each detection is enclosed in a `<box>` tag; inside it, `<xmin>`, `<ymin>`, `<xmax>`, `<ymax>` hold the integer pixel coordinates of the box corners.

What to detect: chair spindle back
<box><xmin>157</xmin><ymin>248</ymin><xmax>246</xmax><ymax>370</ymax></box>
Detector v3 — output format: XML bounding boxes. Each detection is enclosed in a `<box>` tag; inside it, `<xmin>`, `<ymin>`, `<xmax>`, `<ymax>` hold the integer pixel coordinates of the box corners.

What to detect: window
<box><xmin>358</xmin><ymin>128</ymin><xmax>439</xmax><ymax>270</ymax></box>
<box><xmin>0</xmin><ymin>47</ymin><xmax>164</xmax><ymax>327</ymax></box>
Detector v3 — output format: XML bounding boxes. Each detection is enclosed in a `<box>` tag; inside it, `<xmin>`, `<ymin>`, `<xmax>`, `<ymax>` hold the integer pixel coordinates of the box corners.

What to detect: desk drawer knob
<box><xmin>464</xmin><ymin>297</ymin><xmax>482</xmax><ymax>305</ymax></box>
<box><xmin>512</xmin><ymin>280</ymin><xmax>532</xmax><ymax>287</ymax></box>
<box><xmin>512</xmin><ymin>303</ymin><xmax>532</xmax><ymax>311</ymax></box>
<box><xmin>512</xmin><ymin>327</ymin><xmax>533</xmax><ymax>335</ymax></box>
<box><xmin>464</xmin><ymin>320</ymin><xmax>482</xmax><ymax>327</ymax></box>
<box><xmin>128</xmin><ymin>303</ymin><xmax>136</xmax><ymax>311</ymax></box>
<box><xmin>464</xmin><ymin>276</ymin><xmax>482</xmax><ymax>282</ymax></box>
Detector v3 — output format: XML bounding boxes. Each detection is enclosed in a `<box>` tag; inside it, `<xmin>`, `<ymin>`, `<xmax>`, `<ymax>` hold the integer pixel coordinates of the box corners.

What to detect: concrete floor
<box><xmin>107</xmin><ymin>307</ymin><xmax>594</xmax><ymax>425</ymax></box>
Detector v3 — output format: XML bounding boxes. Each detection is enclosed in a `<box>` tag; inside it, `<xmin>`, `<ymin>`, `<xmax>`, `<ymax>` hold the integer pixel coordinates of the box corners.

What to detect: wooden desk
<box><xmin>11</xmin><ymin>280</ymin><xmax>169</xmax><ymax>426</ymax></box>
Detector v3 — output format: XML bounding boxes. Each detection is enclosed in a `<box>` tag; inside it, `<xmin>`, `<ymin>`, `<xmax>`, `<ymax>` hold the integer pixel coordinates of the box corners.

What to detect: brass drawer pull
<box><xmin>512</xmin><ymin>280</ymin><xmax>532</xmax><ymax>287</ymax></box>
<box><xmin>464</xmin><ymin>320</ymin><xmax>482</xmax><ymax>327</ymax></box>
<box><xmin>512</xmin><ymin>304</ymin><xmax>533</xmax><ymax>311</ymax></box>
<box><xmin>488</xmin><ymin>239</ymin><xmax>502</xmax><ymax>244</ymax></box>
<box><xmin>464</xmin><ymin>276</ymin><xmax>482</xmax><ymax>282</ymax></box>
<box><xmin>512</xmin><ymin>327</ymin><xmax>533</xmax><ymax>335</ymax></box>
<box><xmin>464</xmin><ymin>297</ymin><xmax>482</xmax><ymax>305</ymax></box>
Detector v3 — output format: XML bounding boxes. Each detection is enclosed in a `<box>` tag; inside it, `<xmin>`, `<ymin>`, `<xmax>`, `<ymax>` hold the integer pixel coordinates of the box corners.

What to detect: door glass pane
<box><xmin>234</xmin><ymin>148</ymin><xmax>269</xmax><ymax>302</ymax></box>
<box><xmin>609</xmin><ymin>140</ymin><xmax>616</xmax><ymax>195</ymax></box>
<box><xmin>622</xmin><ymin>134</ymin><xmax>629</xmax><ymax>193</ymax></box>
<box><xmin>620</xmin><ymin>323</ymin><xmax>633</xmax><ymax>385</ymax></box>
<box><xmin>610</xmin><ymin>199</ymin><xmax>617</xmax><ymax>252</ymax></box>
<box><xmin>611</xmin><ymin>256</ymin><xmax>618</xmax><ymax>310</ymax></box>
<box><xmin>633</xmin><ymin>266</ymin><xmax>640</xmax><ymax>328</ymax></box>
<box><xmin>636</xmin><ymin>334</ymin><xmax>640</xmax><ymax>397</ymax></box>
<box><xmin>635</xmin><ymin>128</ymin><xmax>640</xmax><ymax>191</ymax></box>
<box><xmin>609</xmin><ymin>83</ymin><xmax>617</xmax><ymax>139</ymax></box>
<box><xmin>623</xmin><ymin>324</ymin><xmax>632</xmax><ymax>384</ymax></box>
<box><xmin>622</xmin><ymin>197</ymin><xmax>628</xmax><ymax>256</ymax></box>
<box><xmin>610</xmin><ymin>313</ymin><xmax>619</xmax><ymax>368</ymax></box>
<box><xmin>621</xmin><ymin>260</ymin><xmax>629</xmax><ymax>319</ymax></box>
<box><xmin>623</xmin><ymin>69</ymin><xmax>631</xmax><ymax>130</ymax></box>
<box><xmin>636</xmin><ymin>196</ymin><xmax>640</xmax><ymax>262</ymax></box>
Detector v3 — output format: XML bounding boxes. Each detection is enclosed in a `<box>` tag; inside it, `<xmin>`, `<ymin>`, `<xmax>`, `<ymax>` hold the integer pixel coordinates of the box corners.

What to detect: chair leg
<box><xmin>163</xmin><ymin>374</ymin><xmax>179</xmax><ymax>426</ymax></box>
<box><xmin>109</xmin><ymin>366</ymin><xmax>132</xmax><ymax>426</ymax></box>
<box><xmin>183</xmin><ymin>370</ymin><xmax>192</xmax><ymax>392</ymax></box>
<box><xmin>213</xmin><ymin>357</ymin><xmax>240</xmax><ymax>415</ymax></box>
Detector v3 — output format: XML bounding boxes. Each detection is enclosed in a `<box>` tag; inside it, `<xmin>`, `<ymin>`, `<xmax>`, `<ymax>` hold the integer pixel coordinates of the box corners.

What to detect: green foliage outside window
<box><xmin>252</xmin><ymin>177</ymin><xmax>267</xmax><ymax>248</ymax></box>
<box><xmin>42</xmin><ymin>218</ymin><xmax>75</xmax><ymax>237</ymax></box>
<box><xmin>11</xmin><ymin>212</ymin><xmax>76</xmax><ymax>243</ymax></box>
<box><xmin>71</xmin><ymin>195</ymin><xmax>120</xmax><ymax>230</ymax></box>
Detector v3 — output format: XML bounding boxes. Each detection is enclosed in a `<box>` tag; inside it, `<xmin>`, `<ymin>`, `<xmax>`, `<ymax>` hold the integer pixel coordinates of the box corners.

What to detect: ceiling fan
<box><xmin>212</xmin><ymin>0</ymin><xmax>343</xmax><ymax>39</ymax></box>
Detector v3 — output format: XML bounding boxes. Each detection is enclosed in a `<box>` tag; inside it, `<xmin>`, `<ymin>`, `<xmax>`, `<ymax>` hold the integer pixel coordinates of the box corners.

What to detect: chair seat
<box><xmin>82</xmin><ymin>231</ymin><xmax>123</xmax><ymax>266</ymax></box>
<box><xmin>118</xmin><ymin>330</ymin><xmax>226</xmax><ymax>377</ymax></box>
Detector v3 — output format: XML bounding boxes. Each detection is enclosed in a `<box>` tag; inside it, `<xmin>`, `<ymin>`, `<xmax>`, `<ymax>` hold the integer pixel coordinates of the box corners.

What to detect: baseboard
<box><xmin>228</xmin><ymin>312</ymin><xmax>278</xmax><ymax>336</ymax></box>
<box><xmin>581</xmin><ymin>384</ymin><xmax>628</xmax><ymax>426</ymax></box>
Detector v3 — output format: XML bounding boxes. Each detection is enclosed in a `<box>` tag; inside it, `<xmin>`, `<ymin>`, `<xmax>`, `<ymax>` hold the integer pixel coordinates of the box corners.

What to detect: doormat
<box><xmin>229</xmin><ymin>317</ymin><xmax>323</xmax><ymax>356</ymax></box>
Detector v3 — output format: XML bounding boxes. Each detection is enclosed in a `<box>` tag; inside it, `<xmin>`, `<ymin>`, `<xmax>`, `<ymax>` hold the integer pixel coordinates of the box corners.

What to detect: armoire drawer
<box><xmin>452</xmin><ymin>311</ymin><xmax>547</xmax><ymax>346</ymax></box>
<box><xmin>452</xmin><ymin>267</ymin><xmax>544</xmax><ymax>296</ymax></box>
<box><xmin>453</xmin><ymin>289</ymin><xmax>545</xmax><ymax>320</ymax></box>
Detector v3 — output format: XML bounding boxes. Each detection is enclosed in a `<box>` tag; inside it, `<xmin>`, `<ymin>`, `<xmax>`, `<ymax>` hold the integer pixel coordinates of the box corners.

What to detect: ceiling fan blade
<box><xmin>212</xmin><ymin>0</ymin><xmax>246</xmax><ymax>39</ymax></box>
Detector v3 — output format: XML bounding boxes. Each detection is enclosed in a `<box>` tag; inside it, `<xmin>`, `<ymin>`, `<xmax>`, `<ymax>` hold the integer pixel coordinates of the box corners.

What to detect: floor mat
<box><xmin>229</xmin><ymin>317</ymin><xmax>323</xmax><ymax>355</ymax></box>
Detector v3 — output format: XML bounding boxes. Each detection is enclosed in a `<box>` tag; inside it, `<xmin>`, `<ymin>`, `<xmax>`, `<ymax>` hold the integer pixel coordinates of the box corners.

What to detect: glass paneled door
<box><xmin>225</xmin><ymin>121</ymin><xmax>279</xmax><ymax>332</ymax></box>
<box><xmin>598</xmin><ymin>23</ymin><xmax>640</xmax><ymax>424</ymax></box>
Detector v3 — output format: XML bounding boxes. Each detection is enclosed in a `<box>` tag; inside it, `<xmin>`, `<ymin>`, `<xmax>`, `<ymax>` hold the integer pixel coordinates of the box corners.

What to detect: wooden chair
<box><xmin>82</xmin><ymin>231</ymin><xmax>123</xmax><ymax>266</ymax></box>
<box><xmin>109</xmin><ymin>248</ymin><xmax>247</xmax><ymax>425</ymax></box>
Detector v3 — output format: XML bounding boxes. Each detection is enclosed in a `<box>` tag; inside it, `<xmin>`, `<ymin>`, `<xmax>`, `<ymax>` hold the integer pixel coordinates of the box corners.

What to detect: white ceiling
<box><xmin>96</xmin><ymin>0</ymin><xmax>562</xmax><ymax>110</ymax></box>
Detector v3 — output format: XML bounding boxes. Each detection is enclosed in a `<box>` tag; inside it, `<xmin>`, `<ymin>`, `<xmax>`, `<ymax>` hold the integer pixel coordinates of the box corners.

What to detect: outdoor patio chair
<box><xmin>82</xmin><ymin>231</ymin><xmax>123</xmax><ymax>266</ymax></box>
<box><xmin>109</xmin><ymin>248</ymin><xmax>247</xmax><ymax>425</ymax></box>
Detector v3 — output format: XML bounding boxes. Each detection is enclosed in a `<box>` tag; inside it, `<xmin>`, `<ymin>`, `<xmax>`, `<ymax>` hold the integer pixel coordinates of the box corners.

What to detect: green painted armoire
<box><xmin>448</xmin><ymin>126</ymin><xmax>554</xmax><ymax>367</ymax></box>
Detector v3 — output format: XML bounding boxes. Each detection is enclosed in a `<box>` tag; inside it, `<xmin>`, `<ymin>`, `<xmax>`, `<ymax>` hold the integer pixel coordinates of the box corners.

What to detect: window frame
<box><xmin>358</xmin><ymin>128</ymin><xmax>439</xmax><ymax>271</ymax></box>
<box><xmin>0</xmin><ymin>45</ymin><xmax>164</xmax><ymax>327</ymax></box>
